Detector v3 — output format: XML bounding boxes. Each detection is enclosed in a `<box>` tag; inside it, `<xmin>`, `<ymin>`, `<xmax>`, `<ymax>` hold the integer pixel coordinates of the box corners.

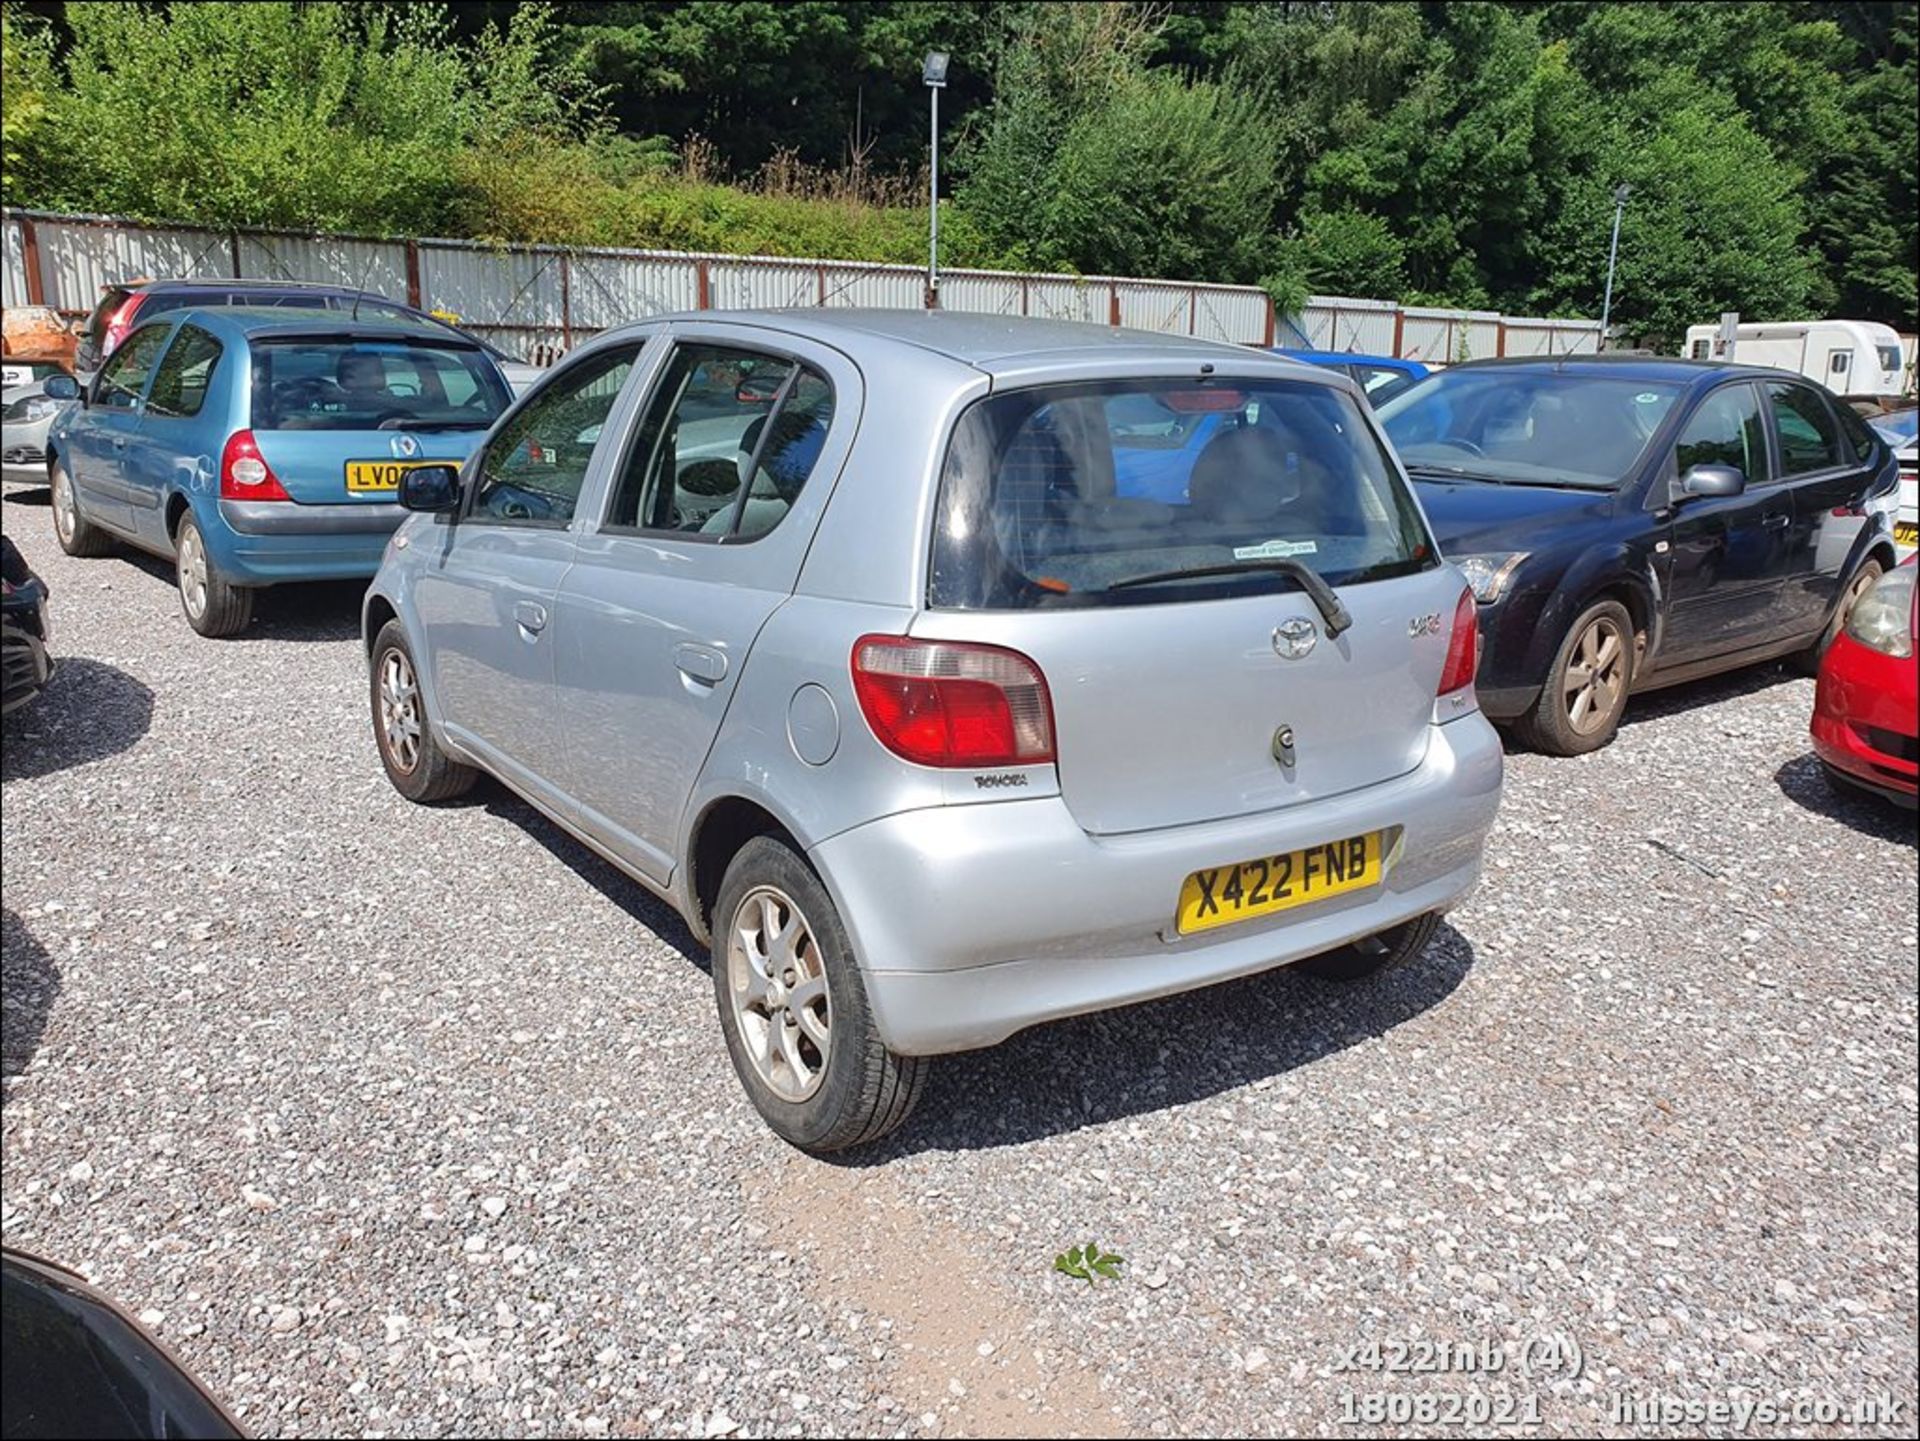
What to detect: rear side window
<box><xmin>1834</xmin><ymin>402</ymin><xmax>1884</xmax><ymax>465</ymax></box>
<box><xmin>250</xmin><ymin>338</ymin><xmax>510</xmax><ymax>432</ymax></box>
<box><xmin>606</xmin><ymin>344</ymin><xmax>833</xmax><ymax>541</ymax></box>
<box><xmin>145</xmin><ymin>324</ymin><xmax>223</xmax><ymax>419</ymax></box>
<box><xmin>930</xmin><ymin>379</ymin><xmax>1435</xmax><ymax>610</ymax></box>
<box><xmin>1766</xmin><ymin>384</ymin><xmax>1844</xmax><ymax>475</ymax></box>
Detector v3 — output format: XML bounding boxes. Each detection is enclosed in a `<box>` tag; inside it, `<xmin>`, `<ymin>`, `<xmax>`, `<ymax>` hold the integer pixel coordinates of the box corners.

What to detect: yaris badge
<box><xmin>1272</xmin><ymin>617</ymin><xmax>1318</xmax><ymax>659</ymax></box>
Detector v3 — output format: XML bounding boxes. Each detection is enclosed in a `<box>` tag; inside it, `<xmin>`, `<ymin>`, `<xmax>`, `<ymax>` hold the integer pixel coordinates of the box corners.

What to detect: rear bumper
<box><xmin>209</xmin><ymin>500</ymin><xmax>403</xmax><ymax>584</ymax></box>
<box><xmin>812</xmin><ymin>715</ymin><xmax>1504</xmax><ymax>1055</ymax></box>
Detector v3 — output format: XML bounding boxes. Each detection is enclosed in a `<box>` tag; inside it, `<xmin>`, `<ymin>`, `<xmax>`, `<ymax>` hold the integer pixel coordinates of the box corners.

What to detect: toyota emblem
<box><xmin>1272</xmin><ymin>616</ymin><xmax>1318</xmax><ymax>659</ymax></box>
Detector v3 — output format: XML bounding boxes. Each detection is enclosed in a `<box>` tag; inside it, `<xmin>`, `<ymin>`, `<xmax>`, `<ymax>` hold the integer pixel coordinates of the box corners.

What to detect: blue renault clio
<box><xmin>43</xmin><ymin>308</ymin><xmax>512</xmax><ymax>636</ymax></box>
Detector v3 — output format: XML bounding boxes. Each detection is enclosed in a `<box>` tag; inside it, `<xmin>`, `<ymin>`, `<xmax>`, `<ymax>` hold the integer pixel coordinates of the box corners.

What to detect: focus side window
<box><xmin>94</xmin><ymin>325</ymin><xmax>171</xmax><ymax>409</ymax></box>
<box><xmin>1767</xmin><ymin>384</ymin><xmax>1844</xmax><ymax>476</ymax></box>
<box><xmin>471</xmin><ymin>345</ymin><xmax>639</xmax><ymax>524</ymax></box>
<box><xmin>1674</xmin><ymin>385</ymin><xmax>1767</xmax><ymax>483</ymax></box>
<box><xmin>146</xmin><ymin>325</ymin><xmax>223</xmax><ymax>419</ymax></box>
<box><xmin>606</xmin><ymin>344</ymin><xmax>834</xmax><ymax>540</ymax></box>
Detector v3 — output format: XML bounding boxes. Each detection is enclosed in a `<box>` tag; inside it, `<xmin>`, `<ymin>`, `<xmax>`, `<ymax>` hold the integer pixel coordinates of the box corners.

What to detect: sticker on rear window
<box><xmin>1233</xmin><ymin>539</ymin><xmax>1319</xmax><ymax>561</ymax></box>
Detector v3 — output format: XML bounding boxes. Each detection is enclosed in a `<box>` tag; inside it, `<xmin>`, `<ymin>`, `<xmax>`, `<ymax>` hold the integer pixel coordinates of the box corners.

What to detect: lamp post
<box><xmin>1599</xmin><ymin>182</ymin><xmax>1630</xmax><ymax>349</ymax></box>
<box><xmin>923</xmin><ymin>51</ymin><xmax>950</xmax><ymax>307</ymax></box>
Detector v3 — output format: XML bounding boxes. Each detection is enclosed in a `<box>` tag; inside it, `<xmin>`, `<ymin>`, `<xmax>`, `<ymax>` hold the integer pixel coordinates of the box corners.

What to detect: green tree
<box><xmin>1</xmin><ymin>5</ymin><xmax>56</xmax><ymax>203</ymax></box>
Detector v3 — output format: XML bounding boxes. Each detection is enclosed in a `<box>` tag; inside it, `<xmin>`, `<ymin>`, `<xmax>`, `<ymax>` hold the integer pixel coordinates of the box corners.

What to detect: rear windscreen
<box><xmin>929</xmin><ymin>378</ymin><xmax>1436</xmax><ymax>609</ymax></box>
<box><xmin>250</xmin><ymin>338</ymin><xmax>510</xmax><ymax>432</ymax></box>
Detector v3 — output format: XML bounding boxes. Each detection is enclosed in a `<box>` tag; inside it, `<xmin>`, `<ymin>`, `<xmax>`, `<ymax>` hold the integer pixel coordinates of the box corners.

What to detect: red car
<box><xmin>1812</xmin><ymin>556</ymin><xmax>1918</xmax><ymax>808</ymax></box>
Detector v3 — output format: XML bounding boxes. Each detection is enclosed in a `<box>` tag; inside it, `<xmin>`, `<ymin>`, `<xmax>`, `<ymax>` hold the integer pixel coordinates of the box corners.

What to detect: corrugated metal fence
<box><xmin>2</xmin><ymin>208</ymin><xmax>1599</xmax><ymax>366</ymax></box>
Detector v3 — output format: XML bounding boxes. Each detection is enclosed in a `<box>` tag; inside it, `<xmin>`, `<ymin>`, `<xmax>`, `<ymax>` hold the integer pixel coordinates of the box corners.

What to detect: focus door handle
<box><xmin>673</xmin><ymin>642</ymin><xmax>728</xmax><ymax>683</ymax></box>
<box><xmin>514</xmin><ymin>600</ymin><xmax>547</xmax><ymax>633</ymax></box>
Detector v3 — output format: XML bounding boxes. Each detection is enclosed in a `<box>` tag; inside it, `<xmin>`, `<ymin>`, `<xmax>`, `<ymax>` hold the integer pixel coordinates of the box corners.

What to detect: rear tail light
<box><xmin>220</xmin><ymin>430</ymin><xmax>291</xmax><ymax>501</ymax></box>
<box><xmin>851</xmin><ymin>635</ymin><xmax>1056</xmax><ymax>768</ymax></box>
<box><xmin>1436</xmin><ymin>587</ymin><xmax>1479</xmax><ymax>697</ymax></box>
<box><xmin>101</xmin><ymin>292</ymin><xmax>147</xmax><ymax>357</ymax></box>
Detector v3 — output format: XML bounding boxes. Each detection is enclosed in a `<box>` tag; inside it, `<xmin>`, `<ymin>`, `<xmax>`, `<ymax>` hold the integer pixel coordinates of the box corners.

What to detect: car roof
<box><xmin>123</xmin><ymin>277</ymin><xmax>380</xmax><ymax>296</ymax></box>
<box><xmin>172</xmin><ymin>307</ymin><xmax>482</xmax><ymax>343</ymax></box>
<box><xmin>633</xmin><ymin>308</ymin><xmax>1296</xmax><ymax>376</ymax></box>
<box><xmin>1440</xmin><ymin>354</ymin><xmax>1795</xmax><ymax>387</ymax></box>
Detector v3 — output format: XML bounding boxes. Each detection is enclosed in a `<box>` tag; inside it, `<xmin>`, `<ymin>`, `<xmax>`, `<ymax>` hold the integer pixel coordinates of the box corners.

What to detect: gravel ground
<box><xmin>2</xmin><ymin>483</ymin><xmax>1915</xmax><ymax>1440</ymax></box>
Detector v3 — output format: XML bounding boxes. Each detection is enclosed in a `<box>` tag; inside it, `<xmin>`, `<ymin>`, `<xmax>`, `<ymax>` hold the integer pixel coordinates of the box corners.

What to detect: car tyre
<box><xmin>174</xmin><ymin>514</ymin><xmax>254</xmax><ymax>638</ymax></box>
<box><xmin>1796</xmin><ymin>557</ymin><xmax>1882</xmax><ymax>675</ymax></box>
<box><xmin>370</xmin><ymin>619</ymin><xmax>477</xmax><ymax>803</ymax></box>
<box><xmin>713</xmin><ymin>836</ymin><xmax>925</xmax><ymax>1152</ymax></box>
<box><xmin>49</xmin><ymin>462</ymin><xmax>114</xmax><ymax>558</ymax></box>
<box><xmin>1516</xmin><ymin>598</ymin><xmax>1636</xmax><ymax>756</ymax></box>
<box><xmin>1293</xmin><ymin>911</ymin><xmax>1441</xmax><ymax>982</ymax></box>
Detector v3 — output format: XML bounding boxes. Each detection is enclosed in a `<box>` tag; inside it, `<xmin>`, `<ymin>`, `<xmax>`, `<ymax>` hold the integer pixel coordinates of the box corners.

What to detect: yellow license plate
<box><xmin>1895</xmin><ymin>520</ymin><xmax>1918</xmax><ymax>549</ymax></box>
<box><xmin>345</xmin><ymin>459</ymin><xmax>441</xmax><ymax>493</ymax></box>
<box><xmin>1176</xmin><ymin>832</ymin><xmax>1383</xmax><ymax>935</ymax></box>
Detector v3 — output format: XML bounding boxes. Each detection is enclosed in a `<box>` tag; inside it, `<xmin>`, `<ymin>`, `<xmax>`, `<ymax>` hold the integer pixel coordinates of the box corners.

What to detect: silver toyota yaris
<box><xmin>362</xmin><ymin>311</ymin><xmax>1503</xmax><ymax>1151</ymax></box>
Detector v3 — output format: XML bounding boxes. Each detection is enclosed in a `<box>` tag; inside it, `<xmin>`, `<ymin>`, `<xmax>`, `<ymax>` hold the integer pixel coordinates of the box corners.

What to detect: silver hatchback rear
<box><xmin>364</xmin><ymin>311</ymin><xmax>1503</xmax><ymax>1151</ymax></box>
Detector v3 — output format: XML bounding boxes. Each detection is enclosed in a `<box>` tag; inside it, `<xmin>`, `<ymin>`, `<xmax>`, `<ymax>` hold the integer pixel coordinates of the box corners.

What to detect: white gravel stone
<box><xmin>1</xmin><ymin>488</ymin><xmax>1913</xmax><ymax>1437</ymax></box>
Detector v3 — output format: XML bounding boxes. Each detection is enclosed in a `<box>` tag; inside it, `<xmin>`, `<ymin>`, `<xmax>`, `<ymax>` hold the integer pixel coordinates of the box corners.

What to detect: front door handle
<box><xmin>1762</xmin><ymin>513</ymin><xmax>1791</xmax><ymax>531</ymax></box>
<box><xmin>673</xmin><ymin>642</ymin><xmax>728</xmax><ymax>683</ymax></box>
<box><xmin>514</xmin><ymin>600</ymin><xmax>548</xmax><ymax>633</ymax></box>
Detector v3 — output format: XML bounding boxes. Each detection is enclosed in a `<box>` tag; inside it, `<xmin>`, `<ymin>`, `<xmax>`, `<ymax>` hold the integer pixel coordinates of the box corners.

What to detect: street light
<box><xmin>1599</xmin><ymin>182</ymin><xmax>1631</xmax><ymax>349</ymax></box>
<box><xmin>923</xmin><ymin>51</ymin><xmax>950</xmax><ymax>307</ymax></box>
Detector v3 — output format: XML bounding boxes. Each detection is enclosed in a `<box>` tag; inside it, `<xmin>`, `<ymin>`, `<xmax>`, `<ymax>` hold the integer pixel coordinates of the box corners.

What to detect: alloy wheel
<box><xmin>177</xmin><ymin>526</ymin><xmax>209</xmax><ymax>620</ymax></box>
<box><xmin>1563</xmin><ymin>613</ymin><xmax>1628</xmax><ymax>736</ymax></box>
<box><xmin>378</xmin><ymin>648</ymin><xmax>423</xmax><ymax>774</ymax></box>
<box><xmin>727</xmin><ymin>885</ymin><xmax>831</xmax><ymax>1102</ymax></box>
<box><xmin>52</xmin><ymin>468</ymin><xmax>75</xmax><ymax>544</ymax></box>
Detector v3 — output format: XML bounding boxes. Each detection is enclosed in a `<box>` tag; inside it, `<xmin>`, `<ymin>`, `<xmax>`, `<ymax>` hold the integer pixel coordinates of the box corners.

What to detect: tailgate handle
<box><xmin>674</xmin><ymin>643</ymin><xmax>728</xmax><ymax>683</ymax></box>
<box><xmin>514</xmin><ymin>600</ymin><xmax>547</xmax><ymax>633</ymax></box>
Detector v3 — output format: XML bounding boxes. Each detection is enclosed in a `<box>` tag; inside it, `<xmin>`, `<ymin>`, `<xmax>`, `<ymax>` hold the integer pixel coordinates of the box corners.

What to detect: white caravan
<box><xmin>1684</xmin><ymin>319</ymin><xmax>1909</xmax><ymax>398</ymax></box>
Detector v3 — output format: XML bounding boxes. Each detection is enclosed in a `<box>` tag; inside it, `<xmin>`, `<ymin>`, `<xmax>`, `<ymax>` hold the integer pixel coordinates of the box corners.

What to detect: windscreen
<box><xmin>1378</xmin><ymin>370</ymin><xmax>1681</xmax><ymax>489</ymax></box>
<box><xmin>929</xmin><ymin>378</ymin><xmax>1435</xmax><ymax>610</ymax></box>
<box><xmin>250</xmin><ymin>337</ymin><xmax>510</xmax><ymax>432</ymax></box>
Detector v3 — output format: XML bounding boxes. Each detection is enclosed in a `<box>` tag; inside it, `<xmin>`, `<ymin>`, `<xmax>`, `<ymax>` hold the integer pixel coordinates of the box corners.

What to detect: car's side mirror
<box><xmin>398</xmin><ymin>464</ymin><xmax>462</xmax><ymax>513</ymax></box>
<box><xmin>42</xmin><ymin>373</ymin><xmax>81</xmax><ymax>403</ymax></box>
<box><xmin>1678</xmin><ymin>463</ymin><xmax>1746</xmax><ymax>500</ymax></box>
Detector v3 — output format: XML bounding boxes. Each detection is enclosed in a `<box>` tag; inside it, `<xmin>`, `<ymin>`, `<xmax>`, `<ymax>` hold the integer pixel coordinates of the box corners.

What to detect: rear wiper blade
<box><xmin>1107</xmin><ymin>558</ymin><xmax>1353</xmax><ymax>637</ymax></box>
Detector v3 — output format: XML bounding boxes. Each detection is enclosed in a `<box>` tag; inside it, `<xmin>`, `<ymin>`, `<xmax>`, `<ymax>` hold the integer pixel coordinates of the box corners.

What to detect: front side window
<box><xmin>93</xmin><ymin>324</ymin><xmax>172</xmax><ymax>408</ymax></box>
<box><xmin>250</xmin><ymin>337</ymin><xmax>510</xmax><ymax>433</ymax></box>
<box><xmin>1767</xmin><ymin>384</ymin><xmax>1844</xmax><ymax>476</ymax></box>
<box><xmin>1673</xmin><ymin>385</ymin><xmax>1769</xmax><ymax>484</ymax></box>
<box><xmin>1379</xmin><ymin>370</ymin><xmax>1681</xmax><ymax>490</ymax></box>
<box><xmin>930</xmin><ymin>378</ymin><xmax>1434</xmax><ymax>610</ymax></box>
<box><xmin>470</xmin><ymin>345</ymin><xmax>639</xmax><ymax>524</ymax></box>
<box><xmin>1876</xmin><ymin>344</ymin><xmax>1901</xmax><ymax>374</ymax></box>
<box><xmin>606</xmin><ymin>344</ymin><xmax>834</xmax><ymax>540</ymax></box>
<box><xmin>145</xmin><ymin>324</ymin><xmax>224</xmax><ymax>419</ymax></box>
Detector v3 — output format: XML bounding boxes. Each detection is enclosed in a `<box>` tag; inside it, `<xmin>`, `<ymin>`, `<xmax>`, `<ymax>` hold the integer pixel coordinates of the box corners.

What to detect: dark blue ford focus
<box><xmin>1378</xmin><ymin>357</ymin><xmax>1900</xmax><ymax>754</ymax></box>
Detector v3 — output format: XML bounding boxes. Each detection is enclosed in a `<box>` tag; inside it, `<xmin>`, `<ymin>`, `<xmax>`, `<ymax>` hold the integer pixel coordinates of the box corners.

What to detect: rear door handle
<box><xmin>514</xmin><ymin>600</ymin><xmax>548</xmax><ymax>633</ymax></box>
<box><xmin>673</xmin><ymin>642</ymin><xmax>728</xmax><ymax>683</ymax></box>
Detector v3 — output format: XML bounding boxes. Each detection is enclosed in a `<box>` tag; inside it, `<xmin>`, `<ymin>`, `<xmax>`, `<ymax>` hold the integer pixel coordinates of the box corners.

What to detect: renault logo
<box><xmin>1272</xmin><ymin>617</ymin><xmax>1318</xmax><ymax>659</ymax></box>
<box><xmin>391</xmin><ymin>434</ymin><xmax>421</xmax><ymax>459</ymax></box>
